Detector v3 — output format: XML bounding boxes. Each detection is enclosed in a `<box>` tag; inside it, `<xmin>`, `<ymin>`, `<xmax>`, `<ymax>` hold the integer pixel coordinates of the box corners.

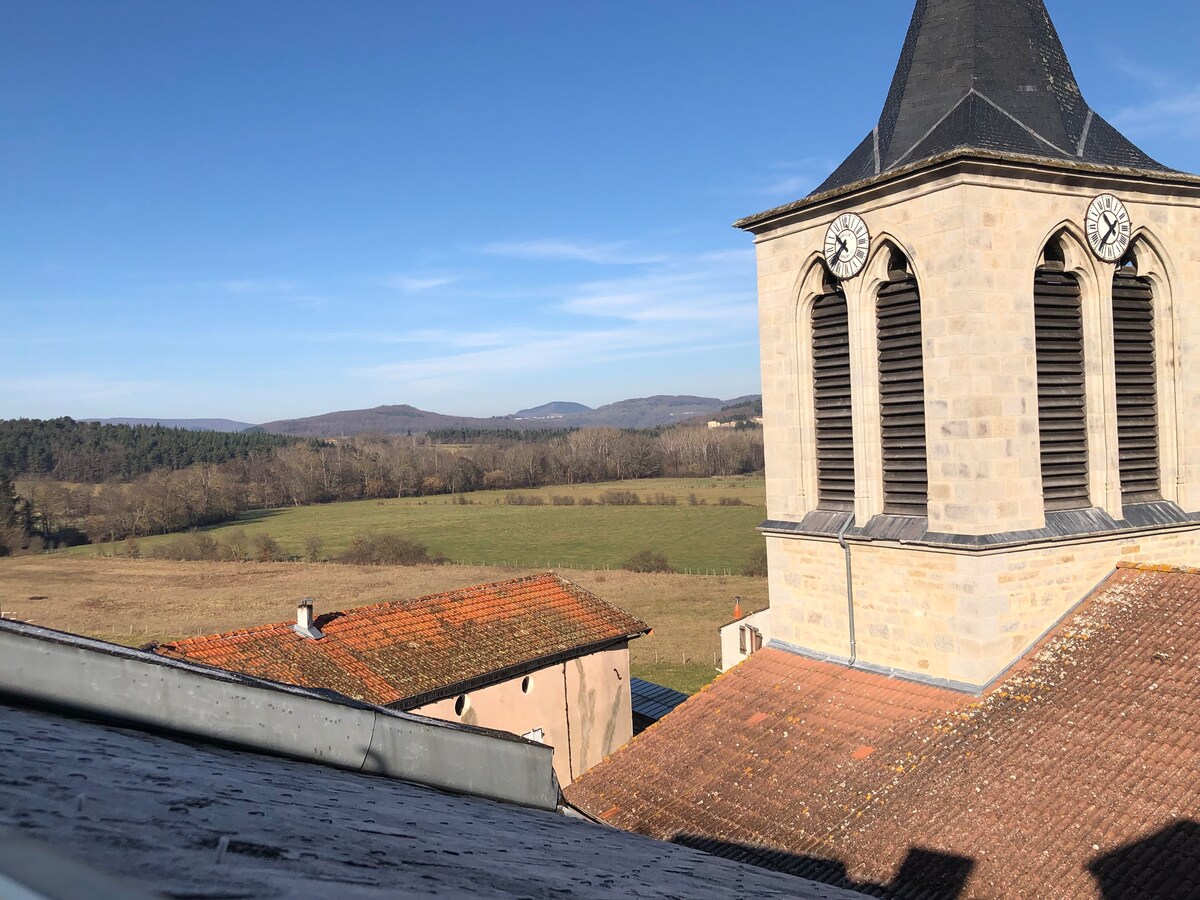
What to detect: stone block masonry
<box><xmin>767</xmin><ymin>525</ymin><xmax>1198</xmax><ymax>689</ymax></box>
<box><xmin>751</xmin><ymin>158</ymin><xmax>1200</xmax><ymax>686</ymax></box>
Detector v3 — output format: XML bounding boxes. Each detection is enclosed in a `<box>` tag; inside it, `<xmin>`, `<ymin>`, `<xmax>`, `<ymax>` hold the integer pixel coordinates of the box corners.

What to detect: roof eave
<box><xmin>733</xmin><ymin>148</ymin><xmax>1199</xmax><ymax>233</ymax></box>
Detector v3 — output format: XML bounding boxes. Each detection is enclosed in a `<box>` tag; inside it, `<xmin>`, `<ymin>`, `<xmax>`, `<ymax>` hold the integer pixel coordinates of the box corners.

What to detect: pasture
<box><xmin>75</xmin><ymin>475</ymin><xmax>768</xmax><ymax>574</ymax></box>
<box><xmin>0</xmin><ymin>557</ymin><xmax>767</xmax><ymax>693</ymax></box>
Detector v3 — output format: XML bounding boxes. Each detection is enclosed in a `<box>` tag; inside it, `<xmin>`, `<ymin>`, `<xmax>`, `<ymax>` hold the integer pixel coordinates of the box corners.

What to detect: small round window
<box><xmin>454</xmin><ymin>694</ymin><xmax>470</xmax><ymax>717</ymax></box>
<box><xmin>521</xmin><ymin>676</ymin><xmax>534</xmax><ymax>694</ymax></box>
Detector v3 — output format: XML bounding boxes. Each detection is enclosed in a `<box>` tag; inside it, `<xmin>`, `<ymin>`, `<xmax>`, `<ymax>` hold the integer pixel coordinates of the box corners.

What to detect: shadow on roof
<box><xmin>673</xmin><ymin>835</ymin><xmax>973</xmax><ymax>899</ymax></box>
<box><xmin>1089</xmin><ymin>821</ymin><xmax>1200</xmax><ymax>900</ymax></box>
<box><xmin>678</xmin><ymin>824</ymin><xmax>1200</xmax><ymax>900</ymax></box>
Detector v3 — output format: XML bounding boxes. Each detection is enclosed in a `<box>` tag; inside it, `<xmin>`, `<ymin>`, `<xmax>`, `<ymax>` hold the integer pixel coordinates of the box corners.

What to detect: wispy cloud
<box><xmin>294</xmin><ymin>328</ymin><xmax>518</xmax><ymax>349</ymax></box>
<box><xmin>1113</xmin><ymin>64</ymin><xmax>1200</xmax><ymax>140</ymax></box>
<box><xmin>481</xmin><ymin>238</ymin><xmax>665</xmax><ymax>266</ymax></box>
<box><xmin>1118</xmin><ymin>61</ymin><xmax>1184</xmax><ymax>95</ymax></box>
<box><xmin>356</xmin><ymin>326</ymin><xmax>753</xmax><ymax>387</ymax></box>
<box><xmin>378</xmin><ymin>274</ymin><xmax>458</xmax><ymax>293</ymax></box>
<box><xmin>220</xmin><ymin>278</ymin><xmax>302</xmax><ymax>294</ymax></box>
<box><xmin>741</xmin><ymin>158</ymin><xmax>834</xmax><ymax>200</ymax></box>
<box><xmin>756</xmin><ymin>174</ymin><xmax>816</xmax><ymax>196</ymax></box>
<box><xmin>354</xmin><ymin>247</ymin><xmax>757</xmax><ymax>387</ymax></box>
<box><xmin>562</xmin><ymin>272</ymin><xmax>753</xmax><ymax>325</ymax></box>
<box><xmin>1114</xmin><ymin>87</ymin><xmax>1200</xmax><ymax>140</ymax></box>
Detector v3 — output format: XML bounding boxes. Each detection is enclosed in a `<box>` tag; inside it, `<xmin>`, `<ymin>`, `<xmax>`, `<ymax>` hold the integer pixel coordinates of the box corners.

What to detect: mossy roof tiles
<box><xmin>567</xmin><ymin>563</ymin><xmax>1200</xmax><ymax>898</ymax></box>
<box><xmin>155</xmin><ymin>573</ymin><xmax>648</xmax><ymax>707</ymax></box>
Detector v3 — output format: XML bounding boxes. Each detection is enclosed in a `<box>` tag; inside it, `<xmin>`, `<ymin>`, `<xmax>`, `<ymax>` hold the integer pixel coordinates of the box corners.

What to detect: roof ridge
<box><xmin>161</xmin><ymin>572</ymin><xmax>570</xmax><ymax>647</ymax></box>
<box><xmin>328</xmin><ymin>571</ymin><xmax>566</xmax><ymax>620</ymax></box>
<box><xmin>889</xmin><ymin>90</ymin><xmax>975</xmax><ymax>169</ymax></box>
<box><xmin>1115</xmin><ymin>560</ymin><xmax>1200</xmax><ymax>576</ymax></box>
<box><xmin>970</xmin><ymin>88</ymin><xmax>1072</xmax><ymax>156</ymax></box>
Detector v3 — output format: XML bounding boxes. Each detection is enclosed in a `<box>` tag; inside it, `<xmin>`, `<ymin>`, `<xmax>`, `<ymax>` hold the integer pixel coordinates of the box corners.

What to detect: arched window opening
<box><xmin>1034</xmin><ymin>238</ymin><xmax>1089</xmax><ymax>510</ymax></box>
<box><xmin>876</xmin><ymin>250</ymin><xmax>928</xmax><ymax>516</ymax></box>
<box><xmin>811</xmin><ymin>272</ymin><xmax>854</xmax><ymax>511</ymax></box>
<box><xmin>1112</xmin><ymin>250</ymin><xmax>1160</xmax><ymax>502</ymax></box>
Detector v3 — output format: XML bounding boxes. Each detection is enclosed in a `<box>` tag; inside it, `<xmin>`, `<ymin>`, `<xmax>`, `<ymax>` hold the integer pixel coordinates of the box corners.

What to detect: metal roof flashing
<box><xmin>0</xmin><ymin>618</ymin><xmax>561</xmax><ymax>811</ymax></box>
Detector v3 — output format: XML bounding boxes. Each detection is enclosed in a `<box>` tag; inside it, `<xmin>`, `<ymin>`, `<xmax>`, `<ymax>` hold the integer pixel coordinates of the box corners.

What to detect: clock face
<box><xmin>1085</xmin><ymin>194</ymin><xmax>1132</xmax><ymax>262</ymax></box>
<box><xmin>824</xmin><ymin>213</ymin><xmax>870</xmax><ymax>280</ymax></box>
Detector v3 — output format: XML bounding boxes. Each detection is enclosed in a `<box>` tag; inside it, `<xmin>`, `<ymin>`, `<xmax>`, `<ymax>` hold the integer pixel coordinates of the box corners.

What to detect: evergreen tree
<box><xmin>0</xmin><ymin>473</ymin><xmax>18</xmax><ymax>526</ymax></box>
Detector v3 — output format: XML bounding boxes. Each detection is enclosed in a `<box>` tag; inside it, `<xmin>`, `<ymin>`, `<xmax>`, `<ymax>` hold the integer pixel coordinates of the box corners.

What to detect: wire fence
<box><xmin>630</xmin><ymin>642</ymin><xmax>722</xmax><ymax>670</ymax></box>
<box><xmin>450</xmin><ymin>560</ymin><xmax>749</xmax><ymax>577</ymax></box>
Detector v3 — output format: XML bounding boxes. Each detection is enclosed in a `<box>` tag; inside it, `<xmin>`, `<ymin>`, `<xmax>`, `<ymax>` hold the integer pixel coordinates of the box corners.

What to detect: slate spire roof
<box><xmin>813</xmin><ymin>0</ymin><xmax>1171</xmax><ymax>197</ymax></box>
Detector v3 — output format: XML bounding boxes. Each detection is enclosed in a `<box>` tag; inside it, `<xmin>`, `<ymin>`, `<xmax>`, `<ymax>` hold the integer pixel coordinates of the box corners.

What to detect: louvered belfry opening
<box><xmin>1112</xmin><ymin>255</ymin><xmax>1160</xmax><ymax>502</ymax></box>
<box><xmin>811</xmin><ymin>283</ymin><xmax>854</xmax><ymax>511</ymax></box>
<box><xmin>877</xmin><ymin>253</ymin><xmax>928</xmax><ymax>516</ymax></box>
<box><xmin>1034</xmin><ymin>245</ymin><xmax>1090</xmax><ymax>511</ymax></box>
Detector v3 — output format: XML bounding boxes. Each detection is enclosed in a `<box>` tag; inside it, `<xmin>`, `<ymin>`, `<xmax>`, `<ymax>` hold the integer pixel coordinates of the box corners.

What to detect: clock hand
<box><xmin>1100</xmin><ymin>216</ymin><xmax>1119</xmax><ymax>246</ymax></box>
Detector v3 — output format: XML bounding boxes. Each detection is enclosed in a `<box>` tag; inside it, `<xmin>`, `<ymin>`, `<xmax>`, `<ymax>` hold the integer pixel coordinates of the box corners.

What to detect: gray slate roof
<box><xmin>817</xmin><ymin>0</ymin><xmax>1171</xmax><ymax>196</ymax></box>
<box><xmin>0</xmin><ymin>700</ymin><xmax>865</xmax><ymax>899</ymax></box>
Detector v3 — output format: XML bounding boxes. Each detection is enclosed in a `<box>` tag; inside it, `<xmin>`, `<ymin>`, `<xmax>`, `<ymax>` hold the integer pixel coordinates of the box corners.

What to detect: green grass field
<box><xmin>81</xmin><ymin>476</ymin><xmax>768</xmax><ymax>573</ymax></box>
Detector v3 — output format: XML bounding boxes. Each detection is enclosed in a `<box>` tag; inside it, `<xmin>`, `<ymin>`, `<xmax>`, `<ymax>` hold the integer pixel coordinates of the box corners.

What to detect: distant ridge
<box><xmin>567</xmin><ymin>395</ymin><xmax>725</xmax><ymax>430</ymax></box>
<box><xmin>85</xmin><ymin>417</ymin><xmax>256</xmax><ymax>433</ymax></box>
<box><xmin>258</xmin><ymin>395</ymin><xmax>760</xmax><ymax>437</ymax></box>
<box><xmin>258</xmin><ymin>405</ymin><xmax>517</xmax><ymax>439</ymax></box>
<box><xmin>514</xmin><ymin>401</ymin><xmax>593</xmax><ymax>419</ymax></box>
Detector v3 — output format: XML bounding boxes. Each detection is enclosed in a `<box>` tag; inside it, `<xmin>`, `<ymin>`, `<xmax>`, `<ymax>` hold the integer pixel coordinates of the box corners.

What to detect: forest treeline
<box><xmin>0</xmin><ymin>421</ymin><xmax>763</xmax><ymax>554</ymax></box>
<box><xmin>0</xmin><ymin>418</ymin><xmax>297</xmax><ymax>482</ymax></box>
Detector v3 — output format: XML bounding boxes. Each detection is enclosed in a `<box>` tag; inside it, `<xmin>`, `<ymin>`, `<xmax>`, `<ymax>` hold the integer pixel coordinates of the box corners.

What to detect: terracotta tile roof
<box><xmin>154</xmin><ymin>573</ymin><xmax>648</xmax><ymax>708</ymax></box>
<box><xmin>566</xmin><ymin>563</ymin><xmax>1200</xmax><ymax>899</ymax></box>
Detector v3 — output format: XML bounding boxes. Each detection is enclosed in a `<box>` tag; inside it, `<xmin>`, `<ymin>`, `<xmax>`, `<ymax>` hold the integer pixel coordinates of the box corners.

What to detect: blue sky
<box><xmin>2</xmin><ymin>1</ymin><xmax>1198</xmax><ymax>423</ymax></box>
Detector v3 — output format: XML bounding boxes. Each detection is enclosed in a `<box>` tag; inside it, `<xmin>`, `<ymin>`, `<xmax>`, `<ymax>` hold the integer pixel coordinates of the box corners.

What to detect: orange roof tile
<box><xmin>566</xmin><ymin>564</ymin><xmax>1200</xmax><ymax>899</ymax></box>
<box><xmin>154</xmin><ymin>573</ymin><xmax>648</xmax><ymax>707</ymax></box>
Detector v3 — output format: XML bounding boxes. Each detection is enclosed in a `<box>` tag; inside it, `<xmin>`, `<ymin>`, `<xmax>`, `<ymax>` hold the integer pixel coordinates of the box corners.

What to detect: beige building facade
<box><xmin>736</xmin><ymin>1</ymin><xmax>1200</xmax><ymax>691</ymax></box>
<box><xmin>412</xmin><ymin>644</ymin><xmax>633</xmax><ymax>786</ymax></box>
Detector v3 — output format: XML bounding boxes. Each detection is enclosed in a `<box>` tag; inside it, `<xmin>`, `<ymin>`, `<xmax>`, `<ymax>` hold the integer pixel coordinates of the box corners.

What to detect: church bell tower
<box><xmin>737</xmin><ymin>0</ymin><xmax>1200</xmax><ymax>690</ymax></box>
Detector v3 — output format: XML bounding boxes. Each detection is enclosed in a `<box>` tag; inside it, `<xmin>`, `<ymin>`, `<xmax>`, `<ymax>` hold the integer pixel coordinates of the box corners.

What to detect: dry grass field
<box><xmin>0</xmin><ymin>557</ymin><xmax>767</xmax><ymax>693</ymax></box>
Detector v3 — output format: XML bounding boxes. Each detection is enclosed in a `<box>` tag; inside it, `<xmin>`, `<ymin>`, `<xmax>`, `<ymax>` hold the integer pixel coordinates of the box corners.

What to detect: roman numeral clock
<box><xmin>1085</xmin><ymin>193</ymin><xmax>1132</xmax><ymax>262</ymax></box>
<box><xmin>824</xmin><ymin>212</ymin><xmax>870</xmax><ymax>279</ymax></box>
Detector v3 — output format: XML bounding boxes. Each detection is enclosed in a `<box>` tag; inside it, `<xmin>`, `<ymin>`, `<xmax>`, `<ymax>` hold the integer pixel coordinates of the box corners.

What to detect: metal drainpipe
<box><xmin>836</xmin><ymin>513</ymin><xmax>857</xmax><ymax>668</ymax></box>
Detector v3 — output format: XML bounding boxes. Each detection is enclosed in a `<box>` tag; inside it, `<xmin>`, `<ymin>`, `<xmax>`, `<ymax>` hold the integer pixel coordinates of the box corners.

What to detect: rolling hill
<box><xmin>258</xmin><ymin>395</ymin><xmax>758</xmax><ymax>437</ymax></box>
<box><xmin>513</xmin><ymin>401</ymin><xmax>594</xmax><ymax>419</ymax></box>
